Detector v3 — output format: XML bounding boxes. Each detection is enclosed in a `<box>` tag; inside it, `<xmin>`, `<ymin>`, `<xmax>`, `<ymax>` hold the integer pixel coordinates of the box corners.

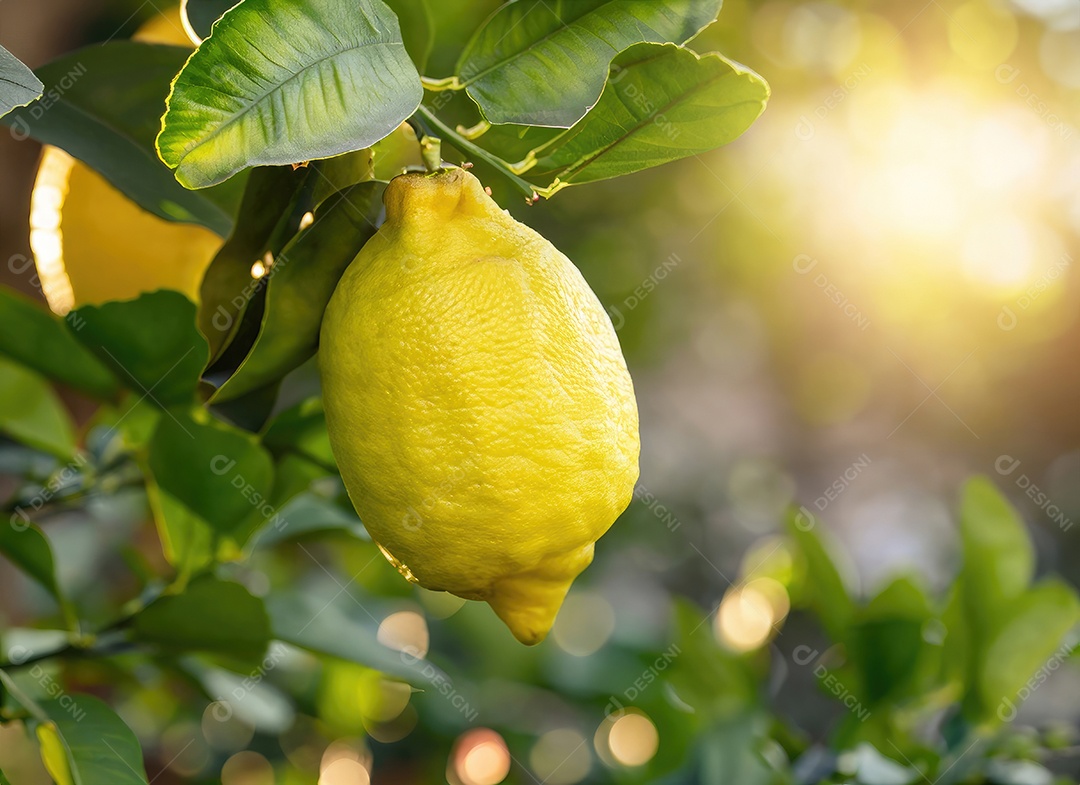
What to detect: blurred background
<box><xmin>0</xmin><ymin>0</ymin><xmax>1079</xmax><ymax>783</ymax></box>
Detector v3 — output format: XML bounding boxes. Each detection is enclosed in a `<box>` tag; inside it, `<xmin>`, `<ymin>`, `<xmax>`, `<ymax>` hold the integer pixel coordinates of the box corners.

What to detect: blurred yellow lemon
<box><xmin>320</xmin><ymin>168</ymin><xmax>640</xmax><ymax>644</ymax></box>
<box><xmin>29</xmin><ymin>6</ymin><xmax>221</xmax><ymax>314</ymax></box>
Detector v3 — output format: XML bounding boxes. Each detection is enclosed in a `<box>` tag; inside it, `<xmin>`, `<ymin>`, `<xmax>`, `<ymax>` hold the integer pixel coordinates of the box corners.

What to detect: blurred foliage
<box><xmin>0</xmin><ymin>0</ymin><xmax>1079</xmax><ymax>784</ymax></box>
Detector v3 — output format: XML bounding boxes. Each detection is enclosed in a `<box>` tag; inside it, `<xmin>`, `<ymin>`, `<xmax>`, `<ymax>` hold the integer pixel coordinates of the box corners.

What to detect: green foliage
<box><xmin>523</xmin><ymin>43</ymin><xmax>769</xmax><ymax>189</ymax></box>
<box><xmin>266</xmin><ymin>590</ymin><xmax>444</xmax><ymax>688</ymax></box>
<box><xmin>2</xmin><ymin>43</ymin><xmax>243</xmax><ymax>235</ymax></box>
<box><xmin>131</xmin><ymin>575</ymin><xmax>271</xmax><ymax>659</ymax></box>
<box><xmin>0</xmin><ymin>358</ymin><xmax>76</xmax><ymax>459</ymax></box>
<box><xmin>455</xmin><ymin>0</ymin><xmax>722</xmax><ymax>127</ymax></box>
<box><xmin>0</xmin><ymin>521</ymin><xmax>64</xmax><ymax>603</ymax></box>
<box><xmin>0</xmin><ymin>45</ymin><xmax>43</xmax><ymax>119</ymax></box>
<box><xmin>211</xmin><ymin>182</ymin><xmax>384</xmax><ymax>402</ymax></box>
<box><xmin>780</xmin><ymin>478</ymin><xmax>1080</xmax><ymax>782</ymax></box>
<box><xmin>0</xmin><ymin>288</ymin><xmax>119</xmax><ymax>400</ymax></box>
<box><xmin>3</xmin><ymin>2</ymin><xmax>1076</xmax><ymax>783</ymax></box>
<box><xmin>157</xmin><ymin>0</ymin><xmax>422</xmax><ymax>188</ymax></box>
<box><xmin>73</xmin><ymin>291</ymin><xmax>208</xmax><ymax>406</ymax></box>
<box><xmin>34</xmin><ymin>695</ymin><xmax>149</xmax><ymax>785</ymax></box>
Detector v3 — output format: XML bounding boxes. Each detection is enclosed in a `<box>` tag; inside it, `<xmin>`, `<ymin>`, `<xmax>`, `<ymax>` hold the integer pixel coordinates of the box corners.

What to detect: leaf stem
<box><xmin>420</xmin><ymin>75</ymin><xmax>463</xmax><ymax>91</ymax></box>
<box><xmin>413</xmin><ymin>105</ymin><xmax>538</xmax><ymax>202</ymax></box>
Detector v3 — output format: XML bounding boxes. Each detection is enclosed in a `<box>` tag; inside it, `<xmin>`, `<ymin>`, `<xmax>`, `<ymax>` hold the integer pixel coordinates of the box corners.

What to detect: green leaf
<box><xmin>0</xmin><ymin>287</ymin><xmax>119</xmax><ymax>399</ymax></box>
<box><xmin>157</xmin><ymin>0</ymin><xmax>423</xmax><ymax>188</ymax></box>
<box><xmin>180</xmin><ymin>0</ymin><xmax>240</xmax><ymax>41</ymax></box>
<box><xmin>147</xmin><ymin>409</ymin><xmax>274</xmax><ymax>538</ymax></box>
<box><xmin>35</xmin><ymin>695</ymin><xmax>149</xmax><ymax>785</ymax></box>
<box><xmin>2</xmin><ymin>43</ymin><xmax>243</xmax><ymax>236</ymax></box>
<box><xmin>456</xmin><ymin>0</ymin><xmax>723</xmax><ymax>127</ymax></box>
<box><xmin>849</xmin><ymin>577</ymin><xmax>932</xmax><ymax>706</ymax></box>
<box><xmin>72</xmin><ymin>291</ymin><xmax>208</xmax><ymax>407</ymax></box>
<box><xmin>198</xmin><ymin>165</ymin><xmax>310</xmax><ymax>363</ymax></box>
<box><xmin>132</xmin><ymin>575</ymin><xmax>271</xmax><ymax>659</ymax></box>
<box><xmin>666</xmin><ymin>599</ymin><xmax>757</xmax><ymax>718</ymax></box>
<box><xmin>213</xmin><ymin>182</ymin><xmax>384</xmax><ymax>401</ymax></box>
<box><xmin>785</xmin><ymin>507</ymin><xmax>855</xmax><ymax>641</ymax></box>
<box><xmin>0</xmin><ymin>766</ymin><xmax>11</xmax><ymax>785</ymax></box>
<box><xmin>384</xmin><ymin>0</ymin><xmax>434</xmax><ymax>71</ymax></box>
<box><xmin>0</xmin><ymin>45</ymin><xmax>43</xmax><ymax>118</ymax></box>
<box><xmin>249</xmin><ymin>492</ymin><xmax>366</xmax><ymax>550</ymax></box>
<box><xmin>0</xmin><ymin>521</ymin><xmax>63</xmax><ymax>602</ymax></box>
<box><xmin>262</xmin><ymin>396</ymin><xmax>336</xmax><ymax>469</ymax></box>
<box><xmin>0</xmin><ymin>357</ymin><xmax>75</xmax><ymax>459</ymax></box>
<box><xmin>145</xmin><ymin>478</ymin><xmax>215</xmax><ymax>575</ymax></box>
<box><xmin>528</xmin><ymin>43</ymin><xmax>769</xmax><ymax>188</ymax></box>
<box><xmin>959</xmin><ymin>477</ymin><xmax>1034</xmax><ymax>636</ymax></box>
<box><xmin>698</xmin><ymin>713</ymin><xmax>779</xmax><ymax>785</ymax></box>
<box><xmin>266</xmin><ymin>590</ymin><xmax>445</xmax><ymax>689</ymax></box>
<box><xmin>979</xmin><ymin>579</ymin><xmax>1079</xmax><ymax>723</ymax></box>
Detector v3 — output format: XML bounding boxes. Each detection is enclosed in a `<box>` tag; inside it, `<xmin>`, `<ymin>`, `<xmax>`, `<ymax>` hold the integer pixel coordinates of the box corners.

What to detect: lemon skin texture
<box><xmin>320</xmin><ymin>168</ymin><xmax>640</xmax><ymax>644</ymax></box>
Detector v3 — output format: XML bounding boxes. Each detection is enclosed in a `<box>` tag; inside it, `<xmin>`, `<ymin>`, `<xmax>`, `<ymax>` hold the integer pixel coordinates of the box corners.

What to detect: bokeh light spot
<box><xmin>529</xmin><ymin>728</ymin><xmax>591</xmax><ymax>785</ymax></box>
<box><xmin>220</xmin><ymin>751</ymin><xmax>274</xmax><ymax>785</ymax></box>
<box><xmin>449</xmin><ymin>728</ymin><xmax>511</xmax><ymax>785</ymax></box>
<box><xmin>552</xmin><ymin>591</ymin><xmax>616</xmax><ymax>656</ymax></box>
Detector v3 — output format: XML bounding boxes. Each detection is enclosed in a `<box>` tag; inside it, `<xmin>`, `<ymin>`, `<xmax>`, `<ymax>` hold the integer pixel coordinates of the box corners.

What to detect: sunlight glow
<box><xmin>28</xmin><ymin>147</ymin><xmax>76</xmax><ymax>314</ymax></box>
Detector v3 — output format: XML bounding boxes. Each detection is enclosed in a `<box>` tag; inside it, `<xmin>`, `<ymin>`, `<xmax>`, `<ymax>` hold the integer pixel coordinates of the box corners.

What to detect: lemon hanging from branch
<box><xmin>320</xmin><ymin>168</ymin><xmax>639</xmax><ymax>644</ymax></box>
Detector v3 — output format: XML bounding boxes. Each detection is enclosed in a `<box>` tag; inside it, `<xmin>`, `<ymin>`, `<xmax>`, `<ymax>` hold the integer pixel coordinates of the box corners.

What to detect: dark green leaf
<box><xmin>785</xmin><ymin>508</ymin><xmax>855</xmax><ymax>641</ymax></box>
<box><xmin>180</xmin><ymin>0</ymin><xmax>240</xmax><ymax>41</ymax></box>
<box><xmin>849</xmin><ymin>578</ymin><xmax>932</xmax><ymax>706</ymax></box>
<box><xmin>262</xmin><ymin>396</ymin><xmax>336</xmax><ymax>468</ymax></box>
<box><xmin>72</xmin><ymin>291</ymin><xmax>208</xmax><ymax>407</ymax></box>
<box><xmin>267</xmin><ymin>590</ymin><xmax>445</xmax><ymax>689</ymax></box>
<box><xmin>36</xmin><ymin>695</ymin><xmax>149</xmax><ymax>785</ymax></box>
<box><xmin>157</xmin><ymin>0</ymin><xmax>423</xmax><ymax>188</ymax></box>
<box><xmin>0</xmin><ymin>358</ymin><xmax>75</xmax><ymax>459</ymax></box>
<box><xmin>528</xmin><ymin>43</ymin><xmax>769</xmax><ymax>189</ymax></box>
<box><xmin>0</xmin><ymin>44</ymin><xmax>43</xmax><ymax>118</ymax></box>
<box><xmin>133</xmin><ymin>576</ymin><xmax>271</xmax><ymax>659</ymax></box>
<box><xmin>456</xmin><ymin>0</ymin><xmax>723</xmax><ymax>127</ymax></box>
<box><xmin>0</xmin><ymin>521</ymin><xmax>62</xmax><ymax>601</ymax></box>
<box><xmin>213</xmin><ymin>182</ymin><xmax>384</xmax><ymax>401</ymax></box>
<box><xmin>2</xmin><ymin>43</ymin><xmax>243</xmax><ymax>236</ymax></box>
<box><xmin>198</xmin><ymin>166</ymin><xmax>310</xmax><ymax>363</ymax></box>
<box><xmin>0</xmin><ymin>287</ymin><xmax>119</xmax><ymax>399</ymax></box>
<box><xmin>209</xmin><ymin>379</ymin><xmax>281</xmax><ymax>433</ymax></box>
<box><xmin>148</xmin><ymin>409</ymin><xmax>274</xmax><ymax>537</ymax></box>
<box><xmin>384</xmin><ymin>0</ymin><xmax>434</xmax><ymax>70</ymax></box>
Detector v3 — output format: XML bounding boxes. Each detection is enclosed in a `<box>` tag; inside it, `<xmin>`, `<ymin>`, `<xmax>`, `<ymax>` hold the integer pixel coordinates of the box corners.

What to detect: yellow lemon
<box><xmin>320</xmin><ymin>168</ymin><xmax>639</xmax><ymax>644</ymax></box>
<box><xmin>29</xmin><ymin>6</ymin><xmax>221</xmax><ymax>314</ymax></box>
